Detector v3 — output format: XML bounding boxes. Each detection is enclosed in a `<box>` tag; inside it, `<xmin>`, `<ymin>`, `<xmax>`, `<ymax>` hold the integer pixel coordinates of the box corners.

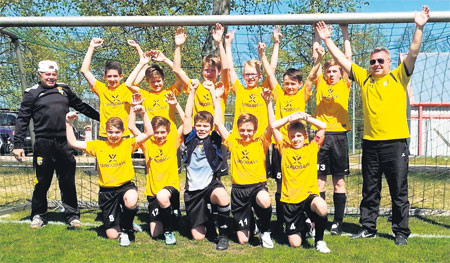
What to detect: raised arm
<box><xmin>165</xmin><ymin>92</ymin><xmax>185</xmax><ymax>121</ymax></box>
<box><xmin>224</xmin><ymin>30</ymin><xmax>239</xmax><ymax>91</ymax></box>
<box><xmin>212</xmin><ymin>23</ymin><xmax>230</xmax><ymax>91</ymax></box>
<box><xmin>173</xmin><ymin>27</ymin><xmax>191</xmax><ymax>87</ymax></box>
<box><xmin>208</xmin><ymin>81</ymin><xmax>229</xmax><ymax>139</ymax></box>
<box><xmin>183</xmin><ymin>79</ymin><xmax>199</xmax><ymax>135</ymax></box>
<box><xmin>404</xmin><ymin>5</ymin><xmax>430</xmax><ymax>73</ymax></box>
<box><xmin>316</xmin><ymin>21</ymin><xmax>352</xmax><ymax>74</ymax></box>
<box><xmin>262</xmin><ymin>87</ymin><xmax>274</xmax><ymax>140</ymax></box>
<box><xmin>340</xmin><ymin>24</ymin><xmax>352</xmax><ymax>61</ymax></box>
<box><xmin>131</xmin><ymin>105</ymin><xmax>153</xmax><ymax>144</ymax></box>
<box><xmin>128</xmin><ymin>39</ymin><xmax>144</xmax><ymax>60</ymax></box>
<box><xmin>125</xmin><ymin>51</ymin><xmax>152</xmax><ymax>93</ymax></box>
<box><xmin>66</xmin><ymin>112</ymin><xmax>87</xmax><ymax>151</ymax></box>
<box><xmin>304</xmin><ymin>45</ymin><xmax>325</xmax><ymax>101</ymax></box>
<box><xmin>80</xmin><ymin>38</ymin><xmax>103</xmax><ymax>87</ymax></box>
<box><xmin>258</xmin><ymin>42</ymin><xmax>278</xmax><ymax>91</ymax></box>
<box><xmin>270</xmin><ymin>26</ymin><xmax>282</xmax><ymax>74</ymax></box>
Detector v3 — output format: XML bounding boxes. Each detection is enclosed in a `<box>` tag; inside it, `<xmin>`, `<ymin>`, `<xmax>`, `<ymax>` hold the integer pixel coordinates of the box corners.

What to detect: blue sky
<box><xmin>360</xmin><ymin>0</ymin><xmax>449</xmax><ymax>12</ymax></box>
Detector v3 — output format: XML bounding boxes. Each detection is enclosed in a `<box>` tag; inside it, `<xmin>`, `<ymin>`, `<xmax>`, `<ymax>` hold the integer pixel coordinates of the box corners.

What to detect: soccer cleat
<box><xmin>164</xmin><ymin>231</ymin><xmax>177</xmax><ymax>245</ymax></box>
<box><xmin>216</xmin><ymin>235</ymin><xmax>229</xmax><ymax>250</ymax></box>
<box><xmin>394</xmin><ymin>234</ymin><xmax>408</xmax><ymax>245</ymax></box>
<box><xmin>119</xmin><ymin>232</ymin><xmax>131</xmax><ymax>247</ymax></box>
<box><xmin>133</xmin><ymin>222</ymin><xmax>143</xmax><ymax>232</ymax></box>
<box><xmin>315</xmin><ymin>240</ymin><xmax>331</xmax><ymax>253</ymax></box>
<box><xmin>330</xmin><ymin>222</ymin><xmax>342</xmax><ymax>235</ymax></box>
<box><xmin>260</xmin><ymin>232</ymin><xmax>274</xmax><ymax>248</ymax></box>
<box><xmin>68</xmin><ymin>219</ymin><xmax>82</xmax><ymax>228</ymax></box>
<box><xmin>305</xmin><ymin>218</ymin><xmax>315</xmax><ymax>238</ymax></box>
<box><xmin>352</xmin><ymin>229</ymin><xmax>376</xmax><ymax>239</ymax></box>
<box><xmin>31</xmin><ymin>215</ymin><xmax>45</xmax><ymax>229</ymax></box>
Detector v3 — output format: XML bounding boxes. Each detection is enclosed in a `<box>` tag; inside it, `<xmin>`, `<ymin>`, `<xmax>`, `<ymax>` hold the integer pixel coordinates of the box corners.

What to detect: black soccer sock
<box><xmin>121</xmin><ymin>206</ymin><xmax>138</xmax><ymax>232</ymax></box>
<box><xmin>160</xmin><ymin>205</ymin><xmax>173</xmax><ymax>232</ymax></box>
<box><xmin>255</xmin><ymin>205</ymin><xmax>272</xmax><ymax>233</ymax></box>
<box><xmin>311</xmin><ymin>212</ymin><xmax>327</xmax><ymax>243</ymax></box>
<box><xmin>275</xmin><ymin>192</ymin><xmax>283</xmax><ymax>224</ymax></box>
<box><xmin>217</xmin><ymin>204</ymin><xmax>231</xmax><ymax>236</ymax></box>
<box><xmin>320</xmin><ymin>191</ymin><xmax>326</xmax><ymax>200</ymax></box>
<box><xmin>333</xmin><ymin>193</ymin><xmax>346</xmax><ymax>223</ymax></box>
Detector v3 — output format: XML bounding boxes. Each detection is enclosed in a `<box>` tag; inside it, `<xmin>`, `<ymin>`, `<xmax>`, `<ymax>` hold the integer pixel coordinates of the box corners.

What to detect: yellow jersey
<box><xmin>86</xmin><ymin>138</ymin><xmax>139</xmax><ymax>187</ymax></box>
<box><xmin>92</xmin><ymin>81</ymin><xmax>132</xmax><ymax>137</ymax></box>
<box><xmin>278</xmin><ymin>141</ymin><xmax>320</xmax><ymax>203</ymax></box>
<box><xmin>314</xmin><ymin>74</ymin><xmax>351</xmax><ymax>132</ymax></box>
<box><xmin>223</xmin><ymin>132</ymin><xmax>271</xmax><ymax>185</ymax></box>
<box><xmin>141</xmin><ymin>129</ymin><xmax>181</xmax><ymax>197</ymax></box>
<box><xmin>188</xmin><ymin>79</ymin><xmax>227</xmax><ymax>121</ymax></box>
<box><xmin>350</xmin><ymin>62</ymin><xmax>411</xmax><ymax>140</ymax></box>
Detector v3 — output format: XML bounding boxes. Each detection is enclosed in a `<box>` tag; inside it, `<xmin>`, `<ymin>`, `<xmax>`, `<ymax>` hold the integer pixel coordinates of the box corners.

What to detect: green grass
<box><xmin>1</xmin><ymin>210</ymin><xmax>450</xmax><ymax>262</ymax></box>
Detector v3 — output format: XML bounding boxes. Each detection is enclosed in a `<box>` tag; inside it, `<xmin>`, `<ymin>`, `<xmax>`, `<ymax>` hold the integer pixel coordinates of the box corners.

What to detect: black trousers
<box><xmin>31</xmin><ymin>137</ymin><xmax>80</xmax><ymax>223</ymax></box>
<box><xmin>360</xmin><ymin>139</ymin><xmax>410</xmax><ymax>237</ymax></box>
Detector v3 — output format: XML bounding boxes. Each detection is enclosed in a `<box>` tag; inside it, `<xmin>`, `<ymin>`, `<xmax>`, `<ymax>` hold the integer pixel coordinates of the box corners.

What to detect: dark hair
<box><xmin>104</xmin><ymin>60</ymin><xmax>122</xmax><ymax>75</ymax></box>
<box><xmin>145</xmin><ymin>64</ymin><xmax>165</xmax><ymax>81</ymax></box>
<box><xmin>194</xmin><ymin>111</ymin><xmax>214</xmax><ymax>127</ymax></box>
<box><xmin>151</xmin><ymin>116</ymin><xmax>171</xmax><ymax>132</ymax></box>
<box><xmin>283</xmin><ymin>68</ymin><xmax>303</xmax><ymax>83</ymax></box>
<box><xmin>105</xmin><ymin>117</ymin><xmax>124</xmax><ymax>131</ymax></box>
<box><xmin>202</xmin><ymin>55</ymin><xmax>221</xmax><ymax>71</ymax></box>
<box><xmin>287</xmin><ymin>121</ymin><xmax>306</xmax><ymax>136</ymax></box>
<box><xmin>237</xmin><ymin>113</ymin><xmax>258</xmax><ymax>131</ymax></box>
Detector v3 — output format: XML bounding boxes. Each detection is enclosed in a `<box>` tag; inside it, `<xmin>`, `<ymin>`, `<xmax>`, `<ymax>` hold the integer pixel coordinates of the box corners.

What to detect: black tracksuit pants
<box><xmin>31</xmin><ymin>137</ymin><xmax>80</xmax><ymax>223</ymax></box>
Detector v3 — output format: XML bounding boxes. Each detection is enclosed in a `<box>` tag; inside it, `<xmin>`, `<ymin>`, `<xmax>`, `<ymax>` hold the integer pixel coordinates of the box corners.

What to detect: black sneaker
<box><xmin>216</xmin><ymin>235</ymin><xmax>229</xmax><ymax>250</ymax></box>
<box><xmin>352</xmin><ymin>229</ymin><xmax>376</xmax><ymax>239</ymax></box>
<box><xmin>330</xmin><ymin>222</ymin><xmax>342</xmax><ymax>235</ymax></box>
<box><xmin>394</xmin><ymin>234</ymin><xmax>407</xmax><ymax>245</ymax></box>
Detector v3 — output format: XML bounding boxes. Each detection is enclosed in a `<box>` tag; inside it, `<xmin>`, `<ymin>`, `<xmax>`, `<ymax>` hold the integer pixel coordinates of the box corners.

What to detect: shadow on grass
<box><xmin>414</xmin><ymin>215</ymin><xmax>450</xmax><ymax>229</ymax></box>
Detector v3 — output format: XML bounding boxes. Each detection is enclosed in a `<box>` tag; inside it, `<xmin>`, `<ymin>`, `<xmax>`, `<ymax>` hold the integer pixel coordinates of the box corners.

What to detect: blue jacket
<box><xmin>183</xmin><ymin>129</ymin><xmax>223</xmax><ymax>174</ymax></box>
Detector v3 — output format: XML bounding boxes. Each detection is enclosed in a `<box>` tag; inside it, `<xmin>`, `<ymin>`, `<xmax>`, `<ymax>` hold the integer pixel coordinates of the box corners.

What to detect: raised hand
<box><xmin>127</xmin><ymin>39</ymin><xmax>140</xmax><ymax>48</ymax></box>
<box><xmin>315</xmin><ymin>21</ymin><xmax>332</xmax><ymax>40</ymax></box>
<box><xmin>212</xmin><ymin>23</ymin><xmax>224</xmax><ymax>43</ymax></box>
<box><xmin>415</xmin><ymin>5</ymin><xmax>430</xmax><ymax>27</ymax></box>
<box><xmin>132</xmin><ymin>105</ymin><xmax>145</xmax><ymax>115</ymax></box>
<box><xmin>289</xmin><ymin>111</ymin><xmax>308</xmax><ymax>123</ymax></box>
<box><xmin>175</xmin><ymin>27</ymin><xmax>187</xmax><ymax>46</ymax></box>
<box><xmin>132</xmin><ymin>93</ymin><xmax>144</xmax><ymax>106</ymax></box>
<box><xmin>140</xmin><ymin>51</ymin><xmax>152</xmax><ymax>64</ymax></box>
<box><xmin>203</xmin><ymin>80</ymin><xmax>215</xmax><ymax>91</ymax></box>
<box><xmin>214</xmin><ymin>82</ymin><xmax>225</xmax><ymax>98</ymax></box>
<box><xmin>190</xmin><ymin>79</ymin><xmax>200</xmax><ymax>92</ymax></box>
<box><xmin>225</xmin><ymin>30</ymin><xmax>235</xmax><ymax>46</ymax></box>
<box><xmin>273</xmin><ymin>26</ymin><xmax>282</xmax><ymax>44</ymax></box>
<box><xmin>66</xmin><ymin>111</ymin><xmax>78</xmax><ymax>123</ymax></box>
<box><xmin>90</xmin><ymin>38</ymin><xmax>103</xmax><ymax>48</ymax></box>
<box><xmin>150</xmin><ymin>50</ymin><xmax>167</xmax><ymax>62</ymax></box>
<box><xmin>314</xmin><ymin>45</ymin><xmax>325</xmax><ymax>62</ymax></box>
<box><xmin>165</xmin><ymin>92</ymin><xmax>178</xmax><ymax>105</ymax></box>
<box><xmin>257</xmin><ymin>42</ymin><xmax>267</xmax><ymax>58</ymax></box>
<box><xmin>261</xmin><ymin>87</ymin><xmax>272</xmax><ymax>104</ymax></box>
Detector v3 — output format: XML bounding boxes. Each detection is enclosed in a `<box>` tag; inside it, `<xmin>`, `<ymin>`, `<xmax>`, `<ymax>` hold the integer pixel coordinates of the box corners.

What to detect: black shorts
<box><xmin>146</xmin><ymin>187</ymin><xmax>180</xmax><ymax>223</ymax></box>
<box><xmin>317</xmin><ymin>132</ymin><xmax>350</xmax><ymax>177</ymax></box>
<box><xmin>184</xmin><ymin>178</ymin><xmax>225</xmax><ymax>228</ymax></box>
<box><xmin>267</xmin><ymin>144</ymin><xmax>282</xmax><ymax>182</ymax></box>
<box><xmin>231</xmin><ymin>182</ymin><xmax>268</xmax><ymax>231</ymax></box>
<box><xmin>282</xmin><ymin>194</ymin><xmax>318</xmax><ymax>235</ymax></box>
<box><xmin>98</xmin><ymin>181</ymin><xmax>137</xmax><ymax>229</ymax></box>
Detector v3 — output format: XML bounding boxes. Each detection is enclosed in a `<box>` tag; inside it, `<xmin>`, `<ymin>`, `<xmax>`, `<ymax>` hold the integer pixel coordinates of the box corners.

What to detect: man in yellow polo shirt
<box><xmin>315</xmin><ymin>6</ymin><xmax>430</xmax><ymax>245</ymax></box>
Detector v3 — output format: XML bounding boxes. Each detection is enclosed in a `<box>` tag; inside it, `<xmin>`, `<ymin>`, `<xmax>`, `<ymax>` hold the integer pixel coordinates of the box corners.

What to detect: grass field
<box><xmin>0</xmin><ymin>209</ymin><xmax>449</xmax><ymax>263</ymax></box>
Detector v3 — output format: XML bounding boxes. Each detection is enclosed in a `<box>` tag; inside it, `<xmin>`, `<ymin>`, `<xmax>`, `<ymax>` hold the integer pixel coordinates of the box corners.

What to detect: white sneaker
<box><xmin>260</xmin><ymin>232</ymin><xmax>274</xmax><ymax>248</ymax></box>
<box><xmin>315</xmin><ymin>240</ymin><xmax>331</xmax><ymax>253</ymax></box>
<box><xmin>133</xmin><ymin>222</ymin><xmax>143</xmax><ymax>232</ymax></box>
<box><xmin>31</xmin><ymin>215</ymin><xmax>44</xmax><ymax>229</ymax></box>
<box><xmin>69</xmin><ymin>219</ymin><xmax>82</xmax><ymax>228</ymax></box>
<box><xmin>119</xmin><ymin>232</ymin><xmax>130</xmax><ymax>247</ymax></box>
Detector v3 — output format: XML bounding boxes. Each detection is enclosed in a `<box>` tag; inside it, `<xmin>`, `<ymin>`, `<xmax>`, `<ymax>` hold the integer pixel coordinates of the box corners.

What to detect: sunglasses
<box><xmin>369</xmin><ymin>58</ymin><xmax>385</xmax><ymax>65</ymax></box>
<box><xmin>244</xmin><ymin>73</ymin><xmax>259</xmax><ymax>78</ymax></box>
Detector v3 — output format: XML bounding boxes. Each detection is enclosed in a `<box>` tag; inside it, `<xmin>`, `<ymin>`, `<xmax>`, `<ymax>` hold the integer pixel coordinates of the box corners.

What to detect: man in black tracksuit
<box><xmin>13</xmin><ymin>60</ymin><xmax>99</xmax><ymax>228</ymax></box>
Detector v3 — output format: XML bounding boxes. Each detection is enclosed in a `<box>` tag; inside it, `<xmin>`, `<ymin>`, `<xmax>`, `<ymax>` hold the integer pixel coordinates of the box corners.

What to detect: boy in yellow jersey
<box><xmin>128</xmin><ymin>90</ymin><xmax>184</xmax><ymax>246</ymax></box>
<box><xmin>316</xmin><ymin>6</ymin><xmax>430</xmax><ymax>245</ymax></box>
<box><xmin>65</xmin><ymin>105</ymin><xmax>152</xmax><ymax>247</ymax></box>
<box><xmin>182</xmin><ymin>80</ymin><xmax>231</xmax><ymax>250</ymax></box>
<box><xmin>271</xmin><ymin>110</ymin><xmax>329</xmax><ymax>252</ymax></box>
<box><xmin>258</xmin><ymin>40</ymin><xmax>322</xmax><ymax>231</ymax></box>
<box><xmin>212</xmin><ymin>83</ymin><xmax>275</xmax><ymax>248</ymax></box>
<box><xmin>309</xmin><ymin>25</ymin><xmax>352</xmax><ymax>235</ymax></box>
<box><xmin>173</xmin><ymin>24</ymin><xmax>230</xmax><ymax>176</ymax></box>
<box><xmin>81</xmin><ymin>38</ymin><xmax>139</xmax><ymax>139</ymax></box>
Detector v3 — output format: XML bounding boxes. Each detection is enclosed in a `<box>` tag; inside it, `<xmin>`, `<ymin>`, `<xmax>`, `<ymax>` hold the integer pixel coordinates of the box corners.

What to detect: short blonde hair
<box><xmin>243</xmin><ymin>59</ymin><xmax>262</xmax><ymax>75</ymax></box>
<box><xmin>371</xmin><ymin>47</ymin><xmax>390</xmax><ymax>57</ymax></box>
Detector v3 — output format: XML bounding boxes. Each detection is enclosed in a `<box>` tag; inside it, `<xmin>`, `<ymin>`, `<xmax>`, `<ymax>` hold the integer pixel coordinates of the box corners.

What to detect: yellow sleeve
<box><xmin>91</xmin><ymin>80</ymin><xmax>105</xmax><ymax>96</ymax></box>
<box><xmin>392</xmin><ymin>62</ymin><xmax>412</xmax><ymax>88</ymax></box>
<box><xmin>85</xmin><ymin>141</ymin><xmax>97</xmax><ymax>156</ymax></box>
<box><xmin>350</xmin><ymin>63</ymin><xmax>369</xmax><ymax>88</ymax></box>
<box><xmin>222</xmin><ymin>132</ymin><xmax>235</xmax><ymax>150</ymax></box>
<box><xmin>272</xmin><ymin>83</ymin><xmax>283</xmax><ymax>102</ymax></box>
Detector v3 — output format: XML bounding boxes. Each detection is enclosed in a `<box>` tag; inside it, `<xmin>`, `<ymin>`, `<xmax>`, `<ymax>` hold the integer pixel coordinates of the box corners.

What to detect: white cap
<box><xmin>38</xmin><ymin>60</ymin><xmax>59</xmax><ymax>73</ymax></box>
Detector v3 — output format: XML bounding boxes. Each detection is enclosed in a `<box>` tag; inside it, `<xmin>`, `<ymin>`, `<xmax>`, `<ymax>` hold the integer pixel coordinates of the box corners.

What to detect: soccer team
<box><xmin>13</xmin><ymin>6</ymin><xmax>430</xmax><ymax>252</ymax></box>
